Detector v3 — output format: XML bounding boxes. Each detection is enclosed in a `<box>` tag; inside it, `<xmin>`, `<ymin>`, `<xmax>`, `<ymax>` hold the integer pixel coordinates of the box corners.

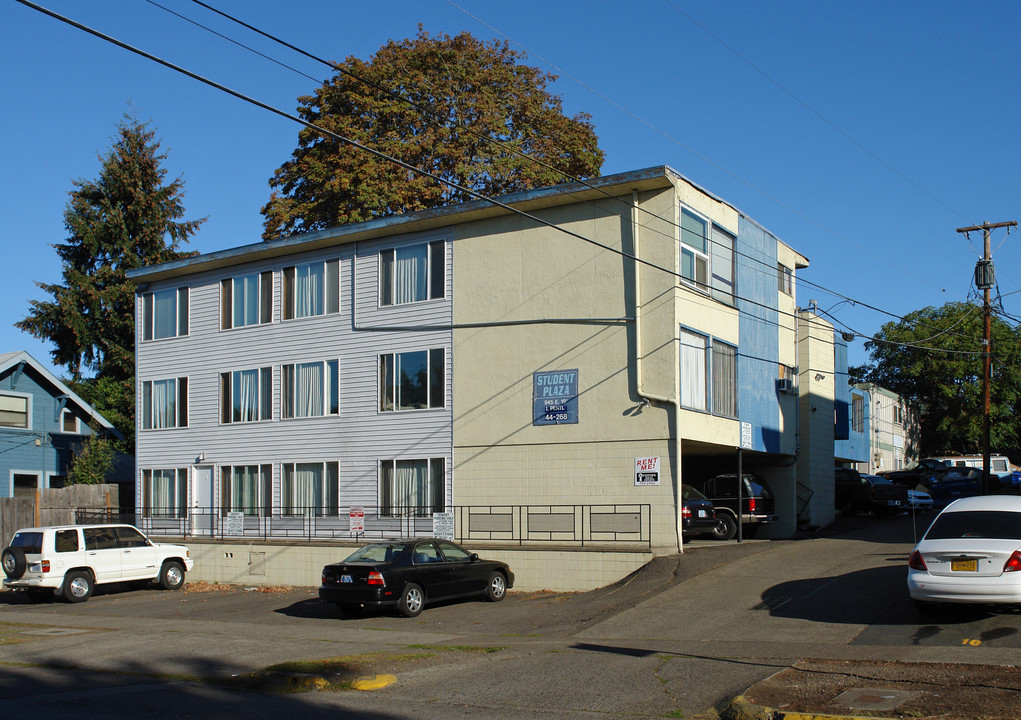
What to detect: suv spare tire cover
<box><xmin>2</xmin><ymin>547</ymin><xmax>27</xmax><ymax>580</ymax></box>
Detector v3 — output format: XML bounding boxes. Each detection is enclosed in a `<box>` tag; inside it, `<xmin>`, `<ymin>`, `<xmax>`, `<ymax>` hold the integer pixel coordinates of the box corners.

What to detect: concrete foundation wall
<box><xmin>183</xmin><ymin>540</ymin><xmax>652</xmax><ymax>593</ymax></box>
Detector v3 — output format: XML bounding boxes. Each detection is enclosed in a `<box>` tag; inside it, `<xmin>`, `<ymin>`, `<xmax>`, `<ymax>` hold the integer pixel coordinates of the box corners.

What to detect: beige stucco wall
<box><xmin>796</xmin><ymin>311</ymin><xmax>837</xmax><ymax>530</ymax></box>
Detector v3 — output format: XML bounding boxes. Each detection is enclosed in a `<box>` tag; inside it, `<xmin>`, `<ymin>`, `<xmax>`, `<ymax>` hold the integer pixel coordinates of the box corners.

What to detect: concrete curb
<box><xmin>722</xmin><ymin>694</ymin><xmax>898</xmax><ymax>720</ymax></box>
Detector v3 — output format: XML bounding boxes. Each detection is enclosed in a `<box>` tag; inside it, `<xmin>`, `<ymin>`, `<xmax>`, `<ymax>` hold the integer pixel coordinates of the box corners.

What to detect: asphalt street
<box><xmin>1</xmin><ymin>513</ymin><xmax>1019</xmax><ymax>719</ymax></box>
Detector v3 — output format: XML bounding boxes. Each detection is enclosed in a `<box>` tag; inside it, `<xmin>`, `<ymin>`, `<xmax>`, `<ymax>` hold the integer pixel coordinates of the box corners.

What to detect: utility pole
<box><xmin>956</xmin><ymin>220</ymin><xmax>1017</xmax><ymax>494</ymax></box>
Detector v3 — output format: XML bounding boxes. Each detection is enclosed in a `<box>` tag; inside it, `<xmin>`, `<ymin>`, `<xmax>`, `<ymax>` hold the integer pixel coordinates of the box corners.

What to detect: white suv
<box><xmin>2</xmin><ymin>524</ymin><xmax>193</xmax><ymax>603</ymax></box>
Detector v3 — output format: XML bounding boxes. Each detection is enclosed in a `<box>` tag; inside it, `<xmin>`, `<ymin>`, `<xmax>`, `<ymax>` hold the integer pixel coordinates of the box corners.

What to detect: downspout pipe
<box><xmin>632</xmin><ymin>190</ymin><xmax>682</xmax><ymax>551</ymax></box>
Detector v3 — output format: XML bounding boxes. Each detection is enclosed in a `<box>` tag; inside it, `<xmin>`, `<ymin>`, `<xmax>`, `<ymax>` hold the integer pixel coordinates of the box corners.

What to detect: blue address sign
<box><xmin>533</xmin><ymin>369</ymin><xmax>579</xmax><ymax>425</ymax></box>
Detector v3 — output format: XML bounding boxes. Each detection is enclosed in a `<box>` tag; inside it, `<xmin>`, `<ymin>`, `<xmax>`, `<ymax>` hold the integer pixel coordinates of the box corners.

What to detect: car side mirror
<box><xmin>470</xmin><ymin>553</ymin><xmax>479</xmax><ymax>562</ymax></box>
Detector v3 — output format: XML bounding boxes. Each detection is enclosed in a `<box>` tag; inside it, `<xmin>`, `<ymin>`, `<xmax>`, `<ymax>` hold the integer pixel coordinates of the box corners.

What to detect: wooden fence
<box><xmin>0</xmin><ymin>484</ymin><xmax>120</xmax><ymax>547</ymax></box>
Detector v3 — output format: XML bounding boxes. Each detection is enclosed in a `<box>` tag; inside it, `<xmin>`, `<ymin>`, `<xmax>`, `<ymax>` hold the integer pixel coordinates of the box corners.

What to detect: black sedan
<box><xmin>319</xmin><ymin>538</ymin><xmax>514</xmax><ymax>617</ymax></box>
<box><xmin>681</xmin><ymin>485</ymin><xmax>717</xmax><ymax>542</ymax></box>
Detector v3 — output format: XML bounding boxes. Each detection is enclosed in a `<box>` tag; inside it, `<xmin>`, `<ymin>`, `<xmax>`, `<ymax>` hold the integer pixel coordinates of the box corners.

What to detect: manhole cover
<box><xmin>832</xmin><ymin>688</ymin><xmax>917</xmax><ymax>712</ymax></box>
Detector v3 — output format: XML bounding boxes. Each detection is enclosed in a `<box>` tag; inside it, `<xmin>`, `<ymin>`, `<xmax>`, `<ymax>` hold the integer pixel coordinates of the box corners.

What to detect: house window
<box><xmin>380</xmin><ymin>240</ymin><xmax>445</xmax><ymax>306</ymax></box>
<box><xmin>852</xmin><ymin>394</ymin><xmax>865</xmax><ymax>433</ymax></box>
<box><xmin>142</xmin><ymin>468</ymin><xmax>187</xmax><ymax>518</ymax></box>
<box><xmin>0</xmin><ymin>394</ymin><xmax>29</xmax><ymax>428</ymax></box>
<box><xmin>778</xmin><ymin>264</ymin><xmax>793</xmax><ymax>295</ymax></box>
<box><xmin>282</xmin><ymin>360</ymin><xmax>339</xmax><ymax>418</ymax></box>
<box><xmin>61</xmin><ymin>410</ymin><xmax>79</xmax><ymax>433</ymax></box>
<box><xmin>282</xmin><ymin>461</ymin><xmax>339</xmax><ymax>516</ymax></box>
<box><xmin>220</xmin><ymin>368</ymin><xmax>272</xmax><ymax>423</ymax></box>
<box><xmin>221</xmin><ymin>271</ymin><xmax>273</xmax><ymax>329</ymax></box>
<box><xmin>380</xmin><ymin>458</ymin><xmax>445</xmax><ymax>516</ymax></box>
<box><xmin>142</xmin><ymin>287</ymin><xmax>189</xmax><ymax>340</ymax></box>
<box><xmin>711</xmin><ymin>342</ymin><xmax>737</xmax><ymax>417</ymax></box>
<box><xmin>141</xmin><ymin>378</ymin><xmax>188</xmax><ymax>429</ymax></box>
<box><xmin>680</xmin><ymin>208</ymin><xmax>709</xmax><ymax>290</ymax></box>
<box><xmin>710</xmin><ymin>224</ymin><xmax>735</xmax><ymax>304</ymax></box>
<box><xmin>221</xmin><ymin>464</ymin><xmax>271</xmax><ymax>516</ymax></box>
<box><xmin>379</xmin><ymin>349</ymin><xmax>445</xmax><ymax>411</ymax></box>
<box><xmin>282</xmin><ymin>259</ymin><xmax>340</xmax><ymax>320</ymax></box>
<box><xmin>680</xmin><ymin>330</ymin><xmax>708</xmax><ymax>411</ymax></box>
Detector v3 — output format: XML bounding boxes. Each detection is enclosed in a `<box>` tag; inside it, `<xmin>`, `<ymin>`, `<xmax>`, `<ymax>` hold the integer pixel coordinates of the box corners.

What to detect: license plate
<box><xmin>697</xmin><ymin>510</ymin><xmax>707</xmax><ymax>518</ymax></box>
<box><xmin>951</xmin><ymin>559</ymin><xmax>977</xmax><ymax>572</ymax></box>
<box><xmin>341</xmin><ymin>575</ymin><xmax>353</xmax><ymax>583</ymax></box>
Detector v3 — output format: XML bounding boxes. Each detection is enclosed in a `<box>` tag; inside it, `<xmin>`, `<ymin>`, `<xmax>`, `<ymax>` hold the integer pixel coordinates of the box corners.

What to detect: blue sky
<box><xmin>3</xmin><ymin>0</ymin><xmax>1019</xmax><ymax>377</ymax></box>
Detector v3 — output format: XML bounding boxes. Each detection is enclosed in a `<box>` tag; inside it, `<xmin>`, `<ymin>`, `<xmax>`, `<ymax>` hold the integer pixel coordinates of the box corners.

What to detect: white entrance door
<box><xmin>192</xmin><ymin>466</ymin><xmax>215</xmax><ymax>534</ymax></box>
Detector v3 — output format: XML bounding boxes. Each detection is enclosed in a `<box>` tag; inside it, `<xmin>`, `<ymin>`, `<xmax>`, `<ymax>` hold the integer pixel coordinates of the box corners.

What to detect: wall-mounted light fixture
<box><xmin>197</xmin><ymin>453</ymin><xmax>206</xmax><ymax>462</ymax></box>
<box><xmin>815</xmin><ymin>373</ymin><xmax>826</xmax><ymax>381</ymax></box>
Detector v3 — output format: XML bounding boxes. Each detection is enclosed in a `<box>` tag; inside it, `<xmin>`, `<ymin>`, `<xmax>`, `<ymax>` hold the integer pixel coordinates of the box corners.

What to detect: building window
<box><xmin>680</xmin><ymin>208</ymin><xmax>709</xmax><ymax>290</ymax></box>
<box><xmin>711</xmin><ymin>342</ymin><xmax>737</xmax><ymax>417</ymax></box>
<box><xmin>221</xmin><ymin>464</ymin><xmax>271</xmax><ymax>516</ymax></box>
<box><xmin>282</xmin><ymin>461</ymin><xmax>339</xmax><ymax>516</ymax></box>
<box><xmin>283</xmin><ymin>259</ymin><xmax>340</xmax><ymax>320</ymax></box>
<box><xmin>893</xmin><ymin>404</ymin><xmax>904</xmax><ymax>425</ymax></box>
<box><xmin>710</xmin><ymin>225</ymin><xmax>736</xmax><ymax>304</ymax></box>
<box><xmin>61</xmin><ymin>410</ymin><xmax>79</xmax><ymax>433</ymax></box>
<box><xmin>680</xmin><ymin>330</ymin><xmax>708</xmax><ymax>411</ymax></box>
<box><xmin>380</xmin><ymin>458</ymin><xmax>445</xmax><ymax>516</ymax></box>
<box><xmin>141</xmin><ymin>378</ymin><xmax>188</xmax><ymax>429</ymax></box>
<box><xmin>778</xmin><ymin>264</ymin><xmax>793</xmax><ymax>295</ymax></box>
<box><xmin>221</xmin><ymin>271</ymin><xmax>273</xmax><ymax>329</ymax></box>
<box><xmin>0</xmin><ymin>394</ymin><xmax>29</xmax><ymax>428</ymax></box>
<box><xmin>379</xmin><ymin>349</ymin><xmax>445</xmax><ymax>411</ymax></box>
<box><xmin>852</xmin><ymin>394</ymin><xmax>865</xmax><ymax>433</ymax></box>
<box><xmin>142</xmin><ymin>287</ymin><xmax>189</xmax><ymax>340</ymax></box>
<box><xmin>142</xmin><ymin>468</ymin><xmax>187</xmax><ymax>518</ymax></box>
<box><xmin>282</xmin><ymin>360</ymin><xmax>339</xmax><ymax>418</ymax></box>
<box><xmin>380</xmin><ymin>240</ymin><xmax>445</xmax><ymax>306</ymax></box>
<box><xmin>220</xmin><ymin>368</ymin><xmax>272</xmax><ymax>423</ymax></box>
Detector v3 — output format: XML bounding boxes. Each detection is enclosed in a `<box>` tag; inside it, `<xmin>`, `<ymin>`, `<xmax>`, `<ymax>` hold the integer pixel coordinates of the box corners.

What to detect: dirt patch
<box><xmin>183</xmin><ymin>582</ymin><xmax>313</xmax><ymax>594</ymax></box>
<box><xmin>744</xmin><ymin>659</ymin><xmax>1021</xmax><ymax>719</ymax></box>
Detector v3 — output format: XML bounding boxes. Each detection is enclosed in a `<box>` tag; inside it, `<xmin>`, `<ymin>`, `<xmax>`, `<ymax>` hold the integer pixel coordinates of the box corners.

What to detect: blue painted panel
<box><xmin>834</xmin><ymin>336</ymin><xmax>850</xmax><ymax>441</ymax></box>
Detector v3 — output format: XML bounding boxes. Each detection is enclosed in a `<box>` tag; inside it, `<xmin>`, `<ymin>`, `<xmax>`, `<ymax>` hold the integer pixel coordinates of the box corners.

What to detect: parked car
<box><xmin>2</xmin><ymin>524</ymin><xmax>193</xmax><ymax>603</ymax></box>
<box><xmin>834</xmin><ymin>468</ymin><xmax>908</xmax><ymax>517</ymax></box>
<box><xmin>907</xmin><ymin>495</ymin><xmax>1021</xmax><ymax>611</ymax></box>
<box><xmin>926</xmin><ymin>468</ymin><xmax>983</xmax><ymax>506</ymax></box>
<box><xmin>905</xmin><ymin>488</ymin><xmax>935</xmax><ymax>513</ymax></box>
<box><xmin>687</xmin><ymin>473</ymin><xmax>778</xmax><ymax>541</ymax></box>
<box><xmin>319</xmin><ymin>538</ymin><xmax>514</xmax><ymax>618</ymax></box>
<box><xmin>681</xmin><ymin>485</ymin><xmax>717</xmax><ymax>542</ymax></box>
<box><xmin>880</xmin><ymin>458</ymin><xmax>952</xmax><ymax>487</ymax></box>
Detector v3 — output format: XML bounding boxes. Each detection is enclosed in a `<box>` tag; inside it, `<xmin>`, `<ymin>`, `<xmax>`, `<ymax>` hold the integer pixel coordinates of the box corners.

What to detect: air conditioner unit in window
<box><xmin>778</xmin><ymin>378</ymin><xmax>795</xmax><ymax>394</ymax></box>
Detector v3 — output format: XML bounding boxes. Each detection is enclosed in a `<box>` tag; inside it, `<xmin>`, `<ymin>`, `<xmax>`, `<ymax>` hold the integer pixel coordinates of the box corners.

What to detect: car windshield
<box><xmin>11</xmin><ymin>532</ymin><xmax>42</xmax><ymax>554</ymax></box>
<box><xmin>867</xmin><ymin>475</ymin><xmax>893</xmax><ymax>486</ymax></box>
<box><xmin>925</xmin><ymin>511</ymin><xmax>1021</xmax><ymax>540</ymax></box>
<box><xmin>682</xmin><ymin>485</ymin><xmax>710</xmax><ymax>501</ymax></box>
<box><xmin>344</xmin><ymin>542</ymin><xmax>408</xmax><ymax>563</ymax></box>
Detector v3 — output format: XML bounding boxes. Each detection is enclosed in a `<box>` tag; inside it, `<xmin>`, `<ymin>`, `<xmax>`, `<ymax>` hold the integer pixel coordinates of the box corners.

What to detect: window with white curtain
<box><xmin>282</xmin><ymin>259</ymin><xmax>339</xmax><ymax>320</ymax></box>
<box><xmin>380</xmin><ymin>458</ymin><xmax>445</xmax><ymax>516</ymax></box>
<box><xmin>141</xmin><ymin>378</ymin><xmax>188</xmax><ymax>429</ymax></box>
<box><xmin>711</xmin><ymin>341</ymin><xmax>737</xmax><ymax>417</ymax></box>
<box><xmin>221</xmin><ymin>464</ymin><xmax>271</xmax><ymax>516</ymax></box>
<box><xmin>379</xmin><ymin>348</ymin><xmax>444</xmax><ymax>411</ymax></box>
<box><xmin>221</xmin><ymin>271</ymin><xmax>273</xmax><ymax>329</ymax></box>
<box><xmin>220</xmin><ymin>368</ymin><xmax>272</xmax><ymax>423</ymax></box>
<box><xmin>142</xmin><ymin>287</ymin><xmax>189</xmax><ymax>340</ymax></box>
<box><xmin>680</xmin><ymin>330</ymin><xmax>708</xmax><ymax>411</ymax></box>
<box><xmin>142</xmin><ymin>468</ymin><xmax>187</xmax><ymax>518</ymax></box>
<box><xmin>281</xmin><ymin>461</ymin><xmax>339</xmax><ymax>516</ymax></box>
<box><xmin>379</xmin><ymin>240</ymin><xmax>445</xmax><ymax>306</ymax></box>
<box><xmin>282</xmin><ymin>360</ymin><xmax>339</xmax><ymax>418</ymax></box>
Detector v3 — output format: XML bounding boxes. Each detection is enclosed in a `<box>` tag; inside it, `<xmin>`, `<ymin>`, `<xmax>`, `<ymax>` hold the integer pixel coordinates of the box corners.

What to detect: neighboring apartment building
<box><xmin>854</xmin><ymin>383</ymin><xmax>919</xmax><ymax>474</ymax></box>
<box><xmin>0</xmin><ymin>351</ymin><xmax>122</xmax><ymax>498</ymax></box>
<box><xmin>128</xmin><ymin>166</ymin><xmax>817</xmax><ymax>587</ymax></box>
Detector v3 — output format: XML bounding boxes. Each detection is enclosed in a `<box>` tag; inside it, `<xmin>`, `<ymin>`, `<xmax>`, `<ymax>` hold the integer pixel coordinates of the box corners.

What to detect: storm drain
<box><xmin>831</xmin><ymin>688</ymin><xmax>918</xmax><ymax>712</ymax></box>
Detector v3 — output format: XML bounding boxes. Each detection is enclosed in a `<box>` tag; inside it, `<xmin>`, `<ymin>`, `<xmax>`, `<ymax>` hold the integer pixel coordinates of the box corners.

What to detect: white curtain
<box><xmin>295</xmin><ymin>263</ymin><xmax>324</xmax><ymax>317</ymax></box>
<box><xmin>394</xmin><ymin>246</ymin><xmax>427</xmax><ymax>304</ymax></box>
<box><xmin>680</xmin><ymin>331</ymin><xmax>707</xmax><ymax>411</ymax></box>
<box><xmin>231</xmin><ymin>466</ymin><xmax>260</xmax><ymax>514</ymax></box>
<box><xmin>393</xmin><ymin>460</ymin><xmax>429</xmax><ymax>514</ymax></box>
<box><xmin>152</xmin><ymin>379</ymin><xmax>175</xmax><ymax>428</ymax></box>
<box><xmin>153</xmin><ymin>469</ymin><xmax>176</xmax><ymax>515</ymax></box>
<box><xmin>297</xmin><ymin>362</ymin><xmax>323</xmax><ymax>417</ymax></box>
<box><xmin>284</xmin><ymin>463</ymin><xmax>321</xmax><ymax>514</ymax></box>
<box><xmin>237</xmin><ymin>369</ymin><xmax>259</xmax><ymax>422</ymax></box>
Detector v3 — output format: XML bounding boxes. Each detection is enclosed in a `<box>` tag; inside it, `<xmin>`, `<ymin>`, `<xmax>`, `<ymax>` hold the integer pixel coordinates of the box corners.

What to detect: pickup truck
<box><xmin>835</xmin><ymin>468</ymin><xmax>908</xmax><ymax>517</ymax></box>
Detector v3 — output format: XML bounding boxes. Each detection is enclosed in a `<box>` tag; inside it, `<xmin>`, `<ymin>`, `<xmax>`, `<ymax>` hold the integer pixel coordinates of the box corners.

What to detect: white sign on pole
<box><xmin>349</xmin><ymin>507</ymin><xmax>365</xmax><ymax>535</ymax></box>
<box><xmin>635</xmin><ymin>456</ymin><xmax>660</xmax><ymax>486</ymax></box>
<box><xmin>433</xmin><ymin>511</ymin><xmax>455</xmax><ymax>540</ymax></box>
<box><xmin>226</xmin><ymin>511</ymin><xmax>244</xmax><ymax>536</ymax></box>
<box><xmin>741</xmin><ymin>422</ymin><xmax>753</xmax><ymax>450</ymax></box>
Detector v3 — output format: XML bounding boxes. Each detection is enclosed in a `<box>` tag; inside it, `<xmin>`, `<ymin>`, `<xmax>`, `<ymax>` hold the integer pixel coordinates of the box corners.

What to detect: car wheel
<box><xmin>62</xmin><ymin>571</ymin><xmax>94</xmax><ymax>603</ymax></box>
<box><xmin>485</xmin><ymin>572</ymin><xmax>507</xmax><ymax>602</ymax></box>
<box><xmin>712</xmin><ymin>514</ymin><xmax>737</xmax><ymax>541</ymax></box>
<box><xmin>397</xmin><ymin>583</ymin><xmax>424</xmax><ymax>618</ymax></box>
<box><xmin>26</xmin><ymin>588</ymin><xmax>53</xmax><ymax>603</ymax></box>
<box><xmin>2</xmin><ymin>547</ymin><xmax>27</xmax><ymax>580</ymax></box>
<box><xmin>159</xmin><ymin>561</ymin><xmax>186</xmax><ymax>591</ymax></box>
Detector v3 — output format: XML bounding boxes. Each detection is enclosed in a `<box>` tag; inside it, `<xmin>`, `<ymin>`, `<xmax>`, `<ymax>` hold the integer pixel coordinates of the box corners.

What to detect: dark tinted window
<box><xmin>925</xmin><ymin>511</ymin><xmax>1021</xmax><ymax>540</ymax></box>
<box><xmin>83</xmin><ymin>527</ymin><xmax>118</xmax><ymax>550</ymax></box>
<box><xmin>437</xmin><ymin>540</ymin><xmax>471</xmax><ymax>562</ymax></box>
<box><xmin>682</xmin><ymin>485</ymin><xmax>710</xmax><ymax>501</ymax></box>
<box><xmin>55</xmin><ymin>530</ymin><xmax>79</xmax><ymax>553</ymax></box>
<box><xmin>115</xmin><ymin>527</ymin><xmax>149</xmax><ymax>548</ymax></box>
<box><xmin>745</xmin><ymin>478</ymin><xmax>770</xmax><ymax>497</ymax></box>
<box><xmin>11</xmin><ymin>532</ymin><xmax>42</xmax><ymax>554</ymax></box>
<box><xmin>344</xmin><ymin>543</ymin><xmax>407</xmax><ymax>563</ymax></box>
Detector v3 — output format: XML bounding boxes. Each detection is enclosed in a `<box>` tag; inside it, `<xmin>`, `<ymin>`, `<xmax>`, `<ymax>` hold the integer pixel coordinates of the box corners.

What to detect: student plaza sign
<box><xmin>532</xmin><ymin>370</ymin><xmax>579</xmax><ymax>426</ymax></box>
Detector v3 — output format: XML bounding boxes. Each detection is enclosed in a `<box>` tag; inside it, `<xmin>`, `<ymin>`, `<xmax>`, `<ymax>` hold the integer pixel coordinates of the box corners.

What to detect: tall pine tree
<box><xmin>17</xmin><ymin>116</ymin><xmax>203</xmax><ymax>449</ymax></box>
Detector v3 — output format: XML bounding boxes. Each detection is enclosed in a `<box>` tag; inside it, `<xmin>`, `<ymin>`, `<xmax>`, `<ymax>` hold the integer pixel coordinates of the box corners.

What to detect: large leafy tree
<box><xmin>262</xmin><ymin>28</ymin><xmax>604</xmax><ymax>239</ymax></box>
<box><xmin>854</xmin><ymin>301</ymin><xmax>1021</xmax><ymax>456</ymax></box>
<box><xmin>17</xmin><ymin>117</ymin><xmax>203</xmax><ymax>448</ymax></box>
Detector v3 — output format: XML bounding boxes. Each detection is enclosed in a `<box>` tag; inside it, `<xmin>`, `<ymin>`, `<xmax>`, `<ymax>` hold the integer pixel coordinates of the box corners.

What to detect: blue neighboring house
<box><xmin>0</xmin><ymin>351</ymin><xmax>125</xmax><ymax>499</ymax></box>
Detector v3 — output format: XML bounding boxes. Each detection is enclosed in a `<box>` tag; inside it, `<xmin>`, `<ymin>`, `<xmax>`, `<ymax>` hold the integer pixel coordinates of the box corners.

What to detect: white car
<box><xmin>2</xmin><ymin>524</ymin><xmax>193</xmax><ymax>603</ymax></box>
<box><xmin>907</xmin><ymin>495</ymin><xmax>1021</xmax><ymax>611</ymax></box>
<box><xmin>905</xmin><ymin>488</ymin><xmax>934</xmax><ymax>513</ymax></box>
